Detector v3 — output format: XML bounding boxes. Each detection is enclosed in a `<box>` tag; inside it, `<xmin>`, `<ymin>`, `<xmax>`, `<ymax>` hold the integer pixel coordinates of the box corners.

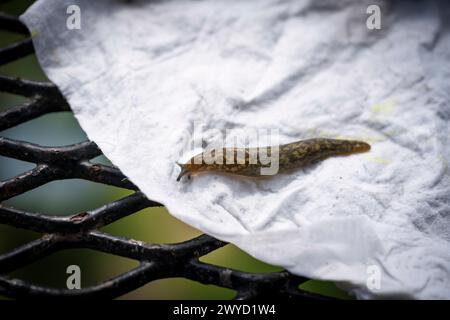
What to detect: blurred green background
<box><xmin>0</xmin><ymin>0</ymin><xmax>350</xmax><ymax>300</ymax></box>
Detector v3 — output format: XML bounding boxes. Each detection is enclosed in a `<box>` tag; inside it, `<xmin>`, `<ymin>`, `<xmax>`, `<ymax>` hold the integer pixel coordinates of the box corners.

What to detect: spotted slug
<box><xmin>176</xmin><ymin>138</ymin><xmax>370</xmax><ymax>181</ymax></box>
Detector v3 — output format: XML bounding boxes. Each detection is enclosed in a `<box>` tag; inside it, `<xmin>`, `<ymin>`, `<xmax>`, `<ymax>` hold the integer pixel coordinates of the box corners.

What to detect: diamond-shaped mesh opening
<box><xmin>100</xmin><ymin>207</ymin><xmax>202</xmax><ymax>244</ymax></box>
<box><xmin>0</xmin><ymin>3</ymin><xmax>341</xmax><ymax>300</ymax></box>
<box><xmin>9</xmin><ymin>249</ymin><xmax>139</xmax><ymax>288</ymax></box>
<box><xmin>0</xmin><ymin>225</ymin><xmax>40</xmax><ymax>255</ymax></box>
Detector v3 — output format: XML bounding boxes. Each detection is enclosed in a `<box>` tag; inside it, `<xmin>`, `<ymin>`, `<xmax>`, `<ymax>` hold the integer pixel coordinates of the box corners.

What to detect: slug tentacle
<box><xmin>176</xmin><ymin>138</ymin><xmax>370</xmax><ymax>181</ymax></box>
<box><xmin>176</xmin><ymin>162</ymin><xmax>188</xmax><ymax>181</ymax></box>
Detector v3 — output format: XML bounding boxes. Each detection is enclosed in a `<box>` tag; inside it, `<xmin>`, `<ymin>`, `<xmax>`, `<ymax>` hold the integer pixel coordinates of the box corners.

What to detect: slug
<box><xmin>176</xmin><ymin>138</ymin><xmax>370</xmax><ymax>181</ymax></box>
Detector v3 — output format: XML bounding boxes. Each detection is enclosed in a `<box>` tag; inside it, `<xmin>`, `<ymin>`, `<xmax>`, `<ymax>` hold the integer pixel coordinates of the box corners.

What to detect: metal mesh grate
<box><xmin>0</xmin><ymin>12</ymin><xmax>328</xmax><ymax>300</ymax></box>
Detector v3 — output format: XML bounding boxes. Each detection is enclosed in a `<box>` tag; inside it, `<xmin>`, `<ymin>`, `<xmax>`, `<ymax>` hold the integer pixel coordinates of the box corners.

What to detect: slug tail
<box><xmin>350</xmin><ymin>141</ymin><xmax>371</xmax><ymax>153</ymax></box>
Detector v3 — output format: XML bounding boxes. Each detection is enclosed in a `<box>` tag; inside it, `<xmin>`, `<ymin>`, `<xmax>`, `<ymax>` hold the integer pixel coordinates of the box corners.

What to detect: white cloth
<box><xmin>22</xmin><ymin>0</ymin><xmax>450</xmax><ymax>299</ymax></box>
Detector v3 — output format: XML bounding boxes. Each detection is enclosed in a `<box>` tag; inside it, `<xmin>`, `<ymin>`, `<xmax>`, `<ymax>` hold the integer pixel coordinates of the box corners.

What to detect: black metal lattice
<box><xmin>0</xmin><ymin>12</ymin><xmax>328</xmax><ymax>300</ymax></box>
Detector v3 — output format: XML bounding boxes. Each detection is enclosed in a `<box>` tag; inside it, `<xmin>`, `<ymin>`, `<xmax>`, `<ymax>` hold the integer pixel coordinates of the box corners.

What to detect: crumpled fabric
<box><xmin>22</xmin><ymin>0</ymin><xmax>450</xmax><ymax>299</ymax></box>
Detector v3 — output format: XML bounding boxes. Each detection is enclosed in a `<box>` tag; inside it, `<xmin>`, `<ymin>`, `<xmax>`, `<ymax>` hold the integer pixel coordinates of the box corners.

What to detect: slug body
<box><xmin>176</xmin><ymin>138</ymin><xmax>370</xmax><ymax>181</ymax></box>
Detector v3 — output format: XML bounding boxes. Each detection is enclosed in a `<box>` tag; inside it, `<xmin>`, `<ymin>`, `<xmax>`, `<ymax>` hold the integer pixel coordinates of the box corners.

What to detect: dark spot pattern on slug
<box><xmin>176</xmin><ymin>138</ymin><xmax>371</xmax><ymax>181</ymax></box>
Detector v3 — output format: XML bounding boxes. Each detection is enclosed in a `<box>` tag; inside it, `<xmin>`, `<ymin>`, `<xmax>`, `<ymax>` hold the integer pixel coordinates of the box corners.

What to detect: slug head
<box><xmin>176</xmin><ymin>161</ymin><xmax>205</xmax><ymax>181</ymax></box>
<box><xmin>176</xmin><ymin>154</ymin><xmax>209</xmax><ymax>181</ymax></box>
